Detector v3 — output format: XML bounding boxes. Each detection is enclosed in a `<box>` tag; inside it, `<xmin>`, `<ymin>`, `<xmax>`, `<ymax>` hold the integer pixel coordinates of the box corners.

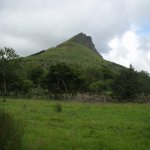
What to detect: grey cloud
<box><xmin>0</xmin><ymin>0</ymin><xmax>150</xmax><ymax>71</ymax></box>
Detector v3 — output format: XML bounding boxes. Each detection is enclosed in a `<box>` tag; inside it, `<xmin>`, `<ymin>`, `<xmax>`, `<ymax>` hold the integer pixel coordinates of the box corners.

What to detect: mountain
<box><xmin>25</xmin><ymin>33</ymin><xmax>124</xmax><ymax>73</ymax></box>
<box><xmin>58</xmin><ymin>32</ymin><xmax>101</xmax><ymax>56</ymax></box>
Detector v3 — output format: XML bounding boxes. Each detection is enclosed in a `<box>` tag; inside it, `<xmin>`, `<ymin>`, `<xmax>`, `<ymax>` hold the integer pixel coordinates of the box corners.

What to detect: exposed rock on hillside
<box><xmin>71</xmin><ymin>33</ymin><xmax>100</xmax><ymax>56</ymax></box>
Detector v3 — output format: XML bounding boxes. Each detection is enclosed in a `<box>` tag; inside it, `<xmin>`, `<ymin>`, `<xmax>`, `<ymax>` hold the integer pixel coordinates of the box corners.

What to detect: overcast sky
<box><xmin>0</xmin><ymin>0</ymin><xmax>150</xmax><ymax>72</ymax></box>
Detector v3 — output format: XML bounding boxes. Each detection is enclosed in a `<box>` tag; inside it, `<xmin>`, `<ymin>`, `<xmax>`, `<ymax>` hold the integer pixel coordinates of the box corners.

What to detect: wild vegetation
<box><xmin>0</xmin><ymin>110</ymin><xmax>24</xmax><ymax>150</ymax></box>
<box><xmin>0</xmin><ymin>33</ymin><xmax>150</xmax><ymax>149</ymax></box>
<box><xmin>0</xmin><ymin>99</ymin><xmax>150</xmax><ymax>150</ymax></box>
<box><xmin>0</xmin><ymin>38</ymin><xmax>150</xmax><ymax>101</ymax></box>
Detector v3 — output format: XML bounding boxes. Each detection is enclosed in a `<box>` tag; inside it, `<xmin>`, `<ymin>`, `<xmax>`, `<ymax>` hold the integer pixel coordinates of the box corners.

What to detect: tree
<box><xmin>28</xmin><ymin>67</ymin><xmax>43</xmax><ymax>85</ymax></box>
<box><xmin>112</xmin><ymin>65</ymin><xmax>140</xmax><ymax>100</ymax></box>
<box><xmin>0</xmin><ymin>47</ymin><xmax>22</xmax><ymax>95</ymax></box>
<box><xmin>46</xmin><ymin>63</ymin><xmax>85</xmax><ymax>94</ymax></box>
<box><xmin>89</xmin><ymin>80</ymin><xmax>109</xmax><ymax>94</ymax></box>
<box><xmin>138</xmin><ymin>71</ymin><xmax>150</xmax><ymax>95</ymax></box>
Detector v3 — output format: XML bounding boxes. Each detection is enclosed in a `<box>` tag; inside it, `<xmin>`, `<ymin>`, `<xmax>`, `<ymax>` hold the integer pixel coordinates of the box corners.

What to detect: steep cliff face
<box><xmin>70</xmin><ymin>33</ymin><xmax>101</xmax><ymax>56</ymax></box>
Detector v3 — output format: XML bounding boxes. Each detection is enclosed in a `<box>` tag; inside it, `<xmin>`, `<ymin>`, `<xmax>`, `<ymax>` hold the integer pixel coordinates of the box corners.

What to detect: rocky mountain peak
<box><xmin>72</xmin><ymin>33</ymin><xmax>100</xmax><ymax>56</ymax></box>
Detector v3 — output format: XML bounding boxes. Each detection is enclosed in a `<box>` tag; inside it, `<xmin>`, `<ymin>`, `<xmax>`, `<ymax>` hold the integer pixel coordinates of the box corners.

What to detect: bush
<box><xmin>2</xmin><ymin>97</ymin><xmax>6</xmax><ymax>102</ymax></box>
<box><xmin>0</xmin><ymin>110</ymin><xmax>25</xmax><ymax>150</ymax></box>
<box><xmin>55</xmin><ymin>103</ymin><xmax>62</xmax><ymax>112</ymax></box>
<box><xmin>112</xmin><ymin>65</ymin><xmax>140</xmax><ymax>100</ymax></box>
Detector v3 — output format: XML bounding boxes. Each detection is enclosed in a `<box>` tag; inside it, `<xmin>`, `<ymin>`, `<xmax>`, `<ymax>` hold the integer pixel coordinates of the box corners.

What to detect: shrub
<box><xmin>55</xmin><ymin>103</ymin><xmax>62</xmax><ymax>112</ymax></box>
<box><xmin>2</xmin><ymin>97</ymin><xmax>6</xmax><ymax>102</ymax></box>
<box><xmin>0</xmin><ymin>110</ymin><xmax>25</xmax><ymax>150</ymax></box>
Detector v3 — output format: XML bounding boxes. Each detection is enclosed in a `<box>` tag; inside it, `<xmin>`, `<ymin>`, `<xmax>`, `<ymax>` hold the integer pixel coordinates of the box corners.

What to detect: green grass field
<box><xmin>0</xmin><ymin>99</ymin><xmax>150</xmax><ymax>150</ymax></box>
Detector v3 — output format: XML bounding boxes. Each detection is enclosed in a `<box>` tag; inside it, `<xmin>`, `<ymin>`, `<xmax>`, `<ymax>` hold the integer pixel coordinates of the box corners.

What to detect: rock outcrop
<box><xmin>72</xmin><ymin>33</ymin><xmax>100</xmax><ymax>56</ymax></box>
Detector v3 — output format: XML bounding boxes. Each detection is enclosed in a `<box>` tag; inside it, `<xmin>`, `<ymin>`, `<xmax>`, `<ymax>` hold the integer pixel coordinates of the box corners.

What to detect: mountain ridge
<box><xmin>57</xmin><ymin>33</ymin><xmax>101</xmax><ymax>57</ymax></box>
<box><xmin>26</xmin><ymin>33</ymin><xmax>124</xmax><ymax>73</ymax></box>
<box><xmin>30</xmin><ymin>33</ymin><xmax>101</xmax><ymax>58</ymax></box>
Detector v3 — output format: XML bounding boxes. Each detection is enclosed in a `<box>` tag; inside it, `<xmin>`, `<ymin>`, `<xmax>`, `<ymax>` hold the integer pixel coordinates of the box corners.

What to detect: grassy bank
<box><xmin>0</xmin><ymin>99</ymin><xmax>150</xmax><ymax>150</ymax></box>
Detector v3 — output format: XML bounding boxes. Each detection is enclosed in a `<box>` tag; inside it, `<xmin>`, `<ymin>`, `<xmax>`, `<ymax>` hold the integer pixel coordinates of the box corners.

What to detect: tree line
<box><xmin>0</xmin><ymin>47</ymin><xmax>150</xmax><ymax>102</ymax></box>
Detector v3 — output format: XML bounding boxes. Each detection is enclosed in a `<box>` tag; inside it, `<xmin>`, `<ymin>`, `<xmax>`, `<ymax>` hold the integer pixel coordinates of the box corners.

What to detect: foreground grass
<box><xmin>0</xmin><ymin>99</ymin><xmax>150</xmax><ymax>150</ymax></box>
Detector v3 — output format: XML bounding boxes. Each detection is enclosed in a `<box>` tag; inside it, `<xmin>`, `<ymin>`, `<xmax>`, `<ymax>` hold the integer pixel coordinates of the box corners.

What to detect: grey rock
<box><xmin>72</xmin><ymin>32</ymin><xmax>101</xmax><ymax>56</ymax></box>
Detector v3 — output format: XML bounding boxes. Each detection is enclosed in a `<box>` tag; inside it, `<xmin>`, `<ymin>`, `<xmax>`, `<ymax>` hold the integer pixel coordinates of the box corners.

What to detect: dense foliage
<box><xmin>0</xmin><ymin>48</ymin><xmax>150</xmax><ymax>101</ymax></box>
<box><xmin>112</xmin><ymin>65</ymin><xmax>150</xmax><ymax>100</ymax></box>
<box><xmin>112</xmin><ymin>65</ymin><xmax>139</xmax><ymax>100</ymax></box>
<box><xmin>45</xmin><ymin>63</ymin><xmax>86</xmax><ymax>94</ymax></box>
<box><xmin>0</xmin><ymin>47</ymin><xmax>23</xmax><ymax>95</ymax></box>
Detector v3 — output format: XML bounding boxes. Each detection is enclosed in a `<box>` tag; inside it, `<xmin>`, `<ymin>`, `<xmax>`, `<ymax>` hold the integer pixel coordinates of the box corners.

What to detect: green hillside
<box><xmin>25</xmin><ymin>33</ymin><xmax>124</xmax><ymax>73</ymax></box>
<box><xmin>1</xmin><ymin>33</ymin><xmax>150</xmax><ymax>99</ymax></box>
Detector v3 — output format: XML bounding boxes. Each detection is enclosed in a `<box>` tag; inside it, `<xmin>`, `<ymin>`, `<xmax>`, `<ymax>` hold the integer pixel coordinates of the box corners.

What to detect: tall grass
<box><xmin>55</xmin><ymin>103</ymin><xmax>62</xmax><ymax>112</ymax></box>
<box><xmin>0</xmin><ymin>110</ymin><xmax>25</xmax><ymax>150</ymax></box>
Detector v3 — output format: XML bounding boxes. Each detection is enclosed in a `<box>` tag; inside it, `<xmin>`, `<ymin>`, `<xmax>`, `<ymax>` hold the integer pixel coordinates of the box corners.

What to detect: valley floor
<box><xmin>0</xmin><ymin>99</ymin><xmax>150</xmax><ymax>150</ymax></box>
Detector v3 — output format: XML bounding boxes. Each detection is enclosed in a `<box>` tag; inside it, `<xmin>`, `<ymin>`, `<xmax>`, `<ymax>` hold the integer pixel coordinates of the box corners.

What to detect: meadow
<box><xmin>0</xmin><ymin>99</ymin><xmax>150</xmax><ymax>150</ymax></box>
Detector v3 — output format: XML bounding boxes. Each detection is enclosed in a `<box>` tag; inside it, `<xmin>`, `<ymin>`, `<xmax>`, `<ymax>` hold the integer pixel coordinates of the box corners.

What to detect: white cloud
<box><xmin>103</xmin><ymin>30</ymin><xmax>150</xmax><ymax>72</ymax></box>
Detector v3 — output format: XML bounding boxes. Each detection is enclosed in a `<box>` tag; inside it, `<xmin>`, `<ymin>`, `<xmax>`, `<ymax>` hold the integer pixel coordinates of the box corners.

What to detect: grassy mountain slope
<box><xmin>25</xmin><ymin>33</ymin><xmax>124</xmax><ymax>73</ymax></box>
